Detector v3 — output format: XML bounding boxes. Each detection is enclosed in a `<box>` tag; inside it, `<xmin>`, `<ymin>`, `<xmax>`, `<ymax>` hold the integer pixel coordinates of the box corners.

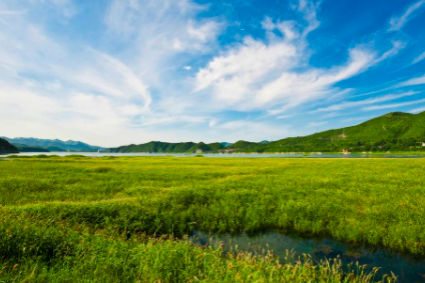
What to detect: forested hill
<box><xmin>0</xmin><ymin>138</ymin><xmax>19</xmax><ymax>154</ymax></box>
<box><xmin>106</xmin><ymin>111</ymin><xmax>425</xmax><ymax>153</ymax></box>
<box><xmin>105</xmin><ymin>141</ymin><xmax>225</xmax><ymax>153</ymax></box>
<box><xmin>234</xmin><ymin>111</ymin><xmax>425</xmax><ymax>153</ymax></box>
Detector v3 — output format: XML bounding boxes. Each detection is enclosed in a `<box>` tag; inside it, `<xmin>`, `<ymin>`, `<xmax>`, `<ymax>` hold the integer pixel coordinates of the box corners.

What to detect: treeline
<box><xmin>0</xmin><ymin>138</ymin><xmax>19</xmax><ymax>154</ymax></box>
<box><xmin>106</xmin><ymin>141</ymin><xmax>225</xmax><ymax>153</ymax></box>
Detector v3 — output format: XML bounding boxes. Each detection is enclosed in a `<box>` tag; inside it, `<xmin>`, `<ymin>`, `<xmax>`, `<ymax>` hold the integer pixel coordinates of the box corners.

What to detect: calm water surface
<box><xmin>6</xmin><ymin>152</ymin><xmax>425</xmax><ymax>158</ymax></box>
<box><xmin>191</xmin><ymin>231</ymin><xmax>425</xmax><ymax>283</ymax></box>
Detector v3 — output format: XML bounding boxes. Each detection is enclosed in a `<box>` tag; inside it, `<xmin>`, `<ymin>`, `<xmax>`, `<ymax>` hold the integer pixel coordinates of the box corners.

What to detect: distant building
<box><xmin>195</xmin><ymin>149</ymin><xmax>203</xmax><ymax>154</ymax></box>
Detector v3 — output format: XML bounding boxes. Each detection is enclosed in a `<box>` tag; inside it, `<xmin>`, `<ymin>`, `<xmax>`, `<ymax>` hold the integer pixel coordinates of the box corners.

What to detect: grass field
<box><xmin>2</xmin><ymin>155</ymin><xmax>424</xmax><ymax>282</ymax></box>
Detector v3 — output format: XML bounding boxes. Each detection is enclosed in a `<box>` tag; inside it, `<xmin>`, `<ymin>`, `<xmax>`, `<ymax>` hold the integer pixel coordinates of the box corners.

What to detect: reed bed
<box><xmin>1</xmin><ymin>155</ymin><xmax>421</xmax><ymax>282</ymax></box>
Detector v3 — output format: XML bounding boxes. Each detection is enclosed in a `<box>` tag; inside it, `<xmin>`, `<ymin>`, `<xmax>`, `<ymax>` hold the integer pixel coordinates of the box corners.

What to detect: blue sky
<box><xmin>0</xmin><ymin>0</ymin><xmax>425</xmax><ymax>147</ymax></box>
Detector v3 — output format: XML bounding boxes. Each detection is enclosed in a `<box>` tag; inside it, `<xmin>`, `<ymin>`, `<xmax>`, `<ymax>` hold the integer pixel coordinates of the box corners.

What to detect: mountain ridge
<box><xmin>1</xmin><ymin>137</ymin><xmax>104</xmax><ymax>152</ymax></box>
<box><xmin>105</xmin><ymin>111</ymin><xmax>425</xmax><ymax>153</ymax></box>
<box><xmin>4</xmin><ymin>111</ymin><xmax>425</xmax><ymax>154</ymax></box>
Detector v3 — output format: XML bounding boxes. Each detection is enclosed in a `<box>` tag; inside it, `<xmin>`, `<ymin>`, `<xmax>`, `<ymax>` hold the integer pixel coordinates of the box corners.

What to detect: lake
<box><xmin>7</xmin><ymin>152</ymin><xmax>425</xmax><ymax>158</ymax></box>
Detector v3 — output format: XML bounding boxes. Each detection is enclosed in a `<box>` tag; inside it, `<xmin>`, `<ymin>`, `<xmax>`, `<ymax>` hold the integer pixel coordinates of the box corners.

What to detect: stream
<box><xmin>191</xmin><ymin>230</ymin><xmax>425</xmax><ymax>283</ymax></box>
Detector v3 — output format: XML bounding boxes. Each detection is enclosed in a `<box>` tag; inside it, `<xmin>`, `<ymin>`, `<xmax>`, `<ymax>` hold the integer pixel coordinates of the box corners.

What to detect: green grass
<box><xmin>3</xmin><ymin>156</ymin><xmax>423</xmax><ymax>282</ymax></box>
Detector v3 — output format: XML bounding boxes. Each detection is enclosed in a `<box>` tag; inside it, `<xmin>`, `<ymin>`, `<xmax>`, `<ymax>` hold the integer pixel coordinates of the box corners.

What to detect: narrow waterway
<box><xmin>191</xmin><ymin>230</ymin><xmax>425</xmax><ymax>283</ymax></box>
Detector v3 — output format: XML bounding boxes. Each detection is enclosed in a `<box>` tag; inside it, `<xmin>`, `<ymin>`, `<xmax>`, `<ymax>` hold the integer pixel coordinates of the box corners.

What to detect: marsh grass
<box><xmin>1</xmin><ymin>156</ymin><xmax>421</xmax><ymax>281</ymax></box>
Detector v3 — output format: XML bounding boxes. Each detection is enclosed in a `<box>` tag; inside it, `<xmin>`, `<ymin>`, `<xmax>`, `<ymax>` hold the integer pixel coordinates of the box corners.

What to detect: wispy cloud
<box><xmin>307</xmin><ymin>121</ymin><xmax>327</xmax><ymax>127</ymax></box>
<box><xmin>413</xmin><ymin>51</ymin><xmax>425</xmax><ymax>64</ymax></box>
<box><xmin>362</xmin><ymin>98</ymin><xmax>425</xmax><ymax>111</ymax></box>
<box><xmin>277</xmin><ymin>115</ymin><xmax>293</xmax><ymax>120</ymax></box>
<box><xmin>0</xmin><ymin>0</ymin><xmax>222</xmax><ymax>146</ymax></box>
<box><xmin>0</xmin><ymin>10</ymin><xmax>26</xmax><ymax>15</ymax></box>
<box><xmin>0</xmin><ymin>0</ymin><xmax>423</xmax><ymax>145</ymax></box>
<box><xmin>410</xmin><ymin>106</ymin><xmax>425</xmax><ymax>113</ymax></box>
<box><xmin>194</xmin><ymin>0</ymin><xmax>390</xmax><ymax>116</ymax></box>
<box><xmin>396</xmin><ymin>74</ymin><xmax>425</xmax><ymax>87</ymax></box>
<box><xmin>388</xmin><ymin>0</ymin><xmax>425</xmax><ymax>31</ymax></box>
<box><xmin>315</xmin><ymin>91</ymin><xmax>419</xmax><ymax>112</ymax></box>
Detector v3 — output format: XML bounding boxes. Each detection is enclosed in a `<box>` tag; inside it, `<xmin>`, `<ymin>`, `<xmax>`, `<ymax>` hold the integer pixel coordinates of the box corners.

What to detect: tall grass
<box><xmin>1</xmin><ymin>155</ymin><xmax>421</xmax><ymax>281</ymax></box>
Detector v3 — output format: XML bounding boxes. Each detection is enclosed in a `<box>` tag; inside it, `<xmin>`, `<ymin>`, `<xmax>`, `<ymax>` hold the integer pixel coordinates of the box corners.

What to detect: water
<box><xmin>191</xmin><ymin>230</ymin><xmax>425</xmax><ymax>283</ymax></box>
<box><xmin>5</xmin><ymin>152</ymin><xmax>425</xmax><ymax>158</ymax></box>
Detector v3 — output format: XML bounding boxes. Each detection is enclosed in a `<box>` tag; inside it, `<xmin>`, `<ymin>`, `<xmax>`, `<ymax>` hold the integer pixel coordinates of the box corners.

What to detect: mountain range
<box><xmin>106</xmin><ymin>111</ymin><xmax>425</xmax><ymax>153</ymax></box>
<box><xmin>1</xmin><ymin>137</ymin><xmax>104</xmax><ymax>152</ymax></box>
<box><xmin>3</xmin><ymin>111</ymin><xmax>425</xmax><ymax>154</ymax></box>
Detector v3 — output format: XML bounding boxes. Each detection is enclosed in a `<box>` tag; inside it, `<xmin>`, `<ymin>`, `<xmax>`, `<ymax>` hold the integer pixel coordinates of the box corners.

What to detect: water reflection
<box><xmin>191</xmin><ymin>230</ymin><xmax>425</xmax><ymax>283</ymax></box>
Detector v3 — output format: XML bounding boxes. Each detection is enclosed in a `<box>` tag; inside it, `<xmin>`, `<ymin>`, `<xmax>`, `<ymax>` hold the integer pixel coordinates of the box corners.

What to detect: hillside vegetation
<box><xmin>105</xmin><ymin>111</ymin><xmax>425</xmax><ymax>154</ymax></box>
<box><xmin>0</xmin><ymin>138</ymin><xmax>18</xmax><ymax>154</ymax></box>
<box><xmin>238</xmin><ymin>112</ymin><xmax>425</xmax><ymax>153</ymax></box>
<box><xmin>106</xmin><ymin>141</ymin><xmax>225</xmax><ymax>153</ymax></box>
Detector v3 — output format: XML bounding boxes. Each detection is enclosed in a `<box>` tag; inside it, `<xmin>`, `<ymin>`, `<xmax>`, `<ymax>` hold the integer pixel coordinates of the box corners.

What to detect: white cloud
<box><xmin>209</xmin><ymin>120</ymin><xmax>294</xmax><ymax>142</ymax></box>
<box><xmin>256</xmin><ymin>47</ymin><xmax>375</xmax><ymax>110</ymax></box>
<box><xmin>413</xmin><ymin>51</ymin><xmax>425</xmax><ymax>64</ymax></box>
<box><xmin>194</xmin><ymin>0</ymin><xmax>404</xmax><ymax>116</ymax></box>
<box><xmin>0</xmin><ymin>0</ymin><xmax>223</xmax><ymax>146</ymax></box>
<box><xmin>362</xmin><ymin>98</ymin><xmax>425</xmax><ymax>111</ymax></box>
<box><xmin>277</xmin><ymin>115</ymin><xmax>292</xmax><ymax>119</ymax></box>
<box><xmin>0</xmin><ymin>10</ymin><xmax>26</xmax><ymax>15</ymax></box>
<box><xmin>315</xmin><ymin>91</ymin><xmax>419</xmax><ymax>112</ymax></box>
<box><xmin>374</xmin><ymin>41</ymin><xmax>406</xmax><ymax>63</ymax></box>
<box><xmin>195</xmin><ymin>37</ymin><xmax>299</xmax><ymax>104</ymax></box>
<box><xmin>0</xmin><ymin>0</ymin><xmax>419</xmax><ymax>146</ymax></box>
<box><xmin>195</xmin><ymin>0</ymin><xmax>388</xmax><ymax>116</ymax></box>
<box><xmin>307</xmin><ymin>121</ymin><xmax>327</xmax><ymax>127</ymax></box>
<box><xmin>28</xmin><ymin>0</ymin><xmax>77</xmax><ymax>18</ymax></box>
<box><xmin>103</xmin><ymin>0</ymin><xmax>222</xmax><ymax>89</ymax></box>
<box><xmin>410</xmin><ymin>106</ymin><xmax>425</xmax><ymax>113</ymax></box>
<box><xmin>396</xmin><ymin>74</ymin><xmax>425</xmax><ymax>87</ymax></box>
<box><xmin>388</xmin><ymin>0</ymin><xmax>425</xmax><ymax>31</ymax></box>
<box><xmin>342</xmin><ymin>117</ymin><xmax>368</xmax><ymax>123</ymax></box>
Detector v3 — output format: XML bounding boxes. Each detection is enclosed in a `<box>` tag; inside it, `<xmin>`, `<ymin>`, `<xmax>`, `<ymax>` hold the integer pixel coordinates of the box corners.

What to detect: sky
<box><xmin>0</xmin><ymin>0</ymin><xmax>425</xmax><ymax>147</ymax></box>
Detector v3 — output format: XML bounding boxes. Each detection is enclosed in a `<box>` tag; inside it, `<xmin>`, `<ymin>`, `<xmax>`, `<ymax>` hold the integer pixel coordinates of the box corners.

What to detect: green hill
<box><xmin>106</xmin><ymin>141</ymin><xmax>224</xmax><ymax>153</ymax></box>
<box><xmin>0</xmin><ymin>138</ymin><xmax>19</xmax><ymax>154</ymax></box>
<box><xmin>105</xmin><ymin>111</ymin><xmax>425</xmax><ymax>154</ymax></box>
<box><xmin>15</xmin><ymin>144</ymin><xmax>50</xmax><ymax>153</ymax></box>
<box><xmin>235</xmin><ymin>111</ymin><xmax>425</xmax><ymax>153</ymax></box>
<box><xmin>228</xmin><ymin>140</ymin><xmax>259</xmax><ymax>149</ymax></box>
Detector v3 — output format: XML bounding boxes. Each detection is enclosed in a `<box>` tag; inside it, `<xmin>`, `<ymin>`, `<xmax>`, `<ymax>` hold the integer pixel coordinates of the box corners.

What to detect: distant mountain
<box><xmin>0</xmin><ymin>138</ymin><xmax>18</xmax><ymax>155</ymax></box>
<box><xmin>260</xmin><ymin>140</ymin><xmax>270</xmax><ymax>144</ymax></box>
<box><xmin>230</xmin><ymin>111</ymin><xmax>425</xmax><ymax>153</ymax></box>
<box><xmin>2</xmin><ymin>137</ymin><xmax>104</xmax><ymax>152</ymax></box>
<box><xmin>220</xmin><ymin>142</ymin><xmax>233</xmax><ymax>147</ymax></box>
<box><xmin>105</xmin><ymin>141</ymin><xmax>225</xmax><ymax>153</ymax></box>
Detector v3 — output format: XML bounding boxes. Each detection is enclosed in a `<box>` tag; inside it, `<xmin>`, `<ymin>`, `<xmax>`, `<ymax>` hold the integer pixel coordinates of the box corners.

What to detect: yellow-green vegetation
<box><xmin>3</xmin><ymin>155</ymin><xmax>422</xmax><ymax>282</ymax></box>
